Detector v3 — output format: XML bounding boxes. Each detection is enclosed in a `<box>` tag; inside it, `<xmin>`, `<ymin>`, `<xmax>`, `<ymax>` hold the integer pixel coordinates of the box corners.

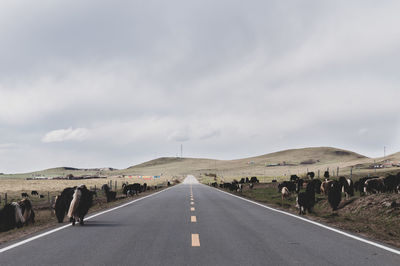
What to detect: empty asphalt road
<box><xmin>1</xmin><ymin>176</ymin><xmax>399</xmax><ymax>265</ymax></box>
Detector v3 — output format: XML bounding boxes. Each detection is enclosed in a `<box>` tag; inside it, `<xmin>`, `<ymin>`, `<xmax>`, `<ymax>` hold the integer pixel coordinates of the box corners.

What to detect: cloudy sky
<box><xmin>1</xmin><ymin>0</ymin><xmax>399</xmax><ymax>173</ymax></box>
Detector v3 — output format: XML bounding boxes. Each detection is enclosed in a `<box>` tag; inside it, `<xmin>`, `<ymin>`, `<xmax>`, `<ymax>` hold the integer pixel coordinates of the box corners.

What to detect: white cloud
<box><xmin>0</xmin><ymin>1</ymin><xmax>399</xmax><ymax>172</ymax></box>
<box><xmin>42</xmin><ymin>128</ymin><xmax>90</xmax><ymax>143</ymax></box>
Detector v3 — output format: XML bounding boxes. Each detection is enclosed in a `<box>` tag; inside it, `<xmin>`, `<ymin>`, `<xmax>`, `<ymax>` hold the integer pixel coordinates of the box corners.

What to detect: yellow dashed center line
<box><xmin>192</xmin><ymin>234</ymin><xmax>200</xmax><ymax>247</ymax></box>
<box><xmin>191</xmin><ymin>207</ymin><xmax>195</xmax><ymax>211</ymax></box>
<box><xmin>191</xmin><ymin>216</ymin><xmax>197</xmax><ymax>222</ymax></box>
<box><xmin>191</xmin><ymin>202</ymin><xmax>194</xmax><ymax>205</ymax></box>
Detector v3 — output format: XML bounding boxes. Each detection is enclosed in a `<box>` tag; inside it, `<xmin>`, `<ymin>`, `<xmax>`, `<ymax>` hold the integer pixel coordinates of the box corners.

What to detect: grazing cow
<box><xmin>31</xmin><ymin>190</ymin><xmax>39</xmax><ymax>196</ymax></box>
<box><xmin>167</xmin><ymin>181</ymin><xmax>171</xmax><ymax>187</ymax></box>
<box><xmin>229</xmin><ymin>182</ymin><xmax>239</xmax><ymax>191</ymax></box>
<box><xmin>310</xmin><ymin>179</ymin><xmax>322</xmax><ymax>194</ymax></box>
<box><xmin>320</xmin><ymin>180</ymin><xmax>333</xmax><ymax>196</ymax></box>
<box><xmin>250</xmin><ymin>177</ymin><xmax>259</xmax><ymax>183</ymax></box>
<box><xmin>296</xmin><ymin>181</ymin><xmax>315</xmax><ymax>215</ymax></box>
<box><xmin>122</xmin><ymin>183</ymin><xmax>141</xmax><ymax>196</ymax></box>
<box><xmin>278</xmin><ymin>181</ymin><xmax>296</xmax><ymax>193</ymax></box>
<box><xmin>237</xmin><ymin>184</ymin><xmax>243</xmax><ymax>192</ymax></box>
<box><xmin>324</xmin><ymin>171</ymin><xmax>330</xmax><ymax>179</ymax></box>
<box><xmin>290</xmin><ymin>175</ymin><xmax>299</xmax><ymax>182</ymax></box>
<box><xmin>21</xmin><ymin>192</ymin><xmax>29</xmax><ymax>198</ymax></box>
<box><xmin>328</xmin><ymin>181</ymin><xmax>341</xmax><ymax>211</ymax></box>
<box><xmin>307</xmin><ymin>172</ymin><xmax>315</xmax><ymax>179</ymax></box>
<box><xmin>18</xmin><ymin>198</ymin><xmax>35</xmax><ymax>225</ymax></box>
<box><xmin>249</xmin><ymin>183</ymin><xmax>254</xmax><ymax>189</ymax></box>
<box><xmin>54</xmin><ymin>187</ymin><xmax>75</xmax><ymax>223</ymax></box>
<box><xmin>296</xmin><ymin>179</ymin><xmax>304</xmax><ymax>193</ymax></box>
<box><xmin>239</xmin><ymin>178</ymin><xmax>245</xmax><ymax>184</ymax></box>
<box><xmin>354</xmin><ymin>176</ymin><xmax>375</xmax><ymax>196</ymax></box>
<box><xmin>39</xmin><ymin>194</ymin><xmax>45</xmax><ymax>198</ymax></box>
<box><xmin>0</xmin><ymin>202</ymin><xmax>25</xmax><ymax>232</ymax></box>
<box><xmin>281</xmin><ymin>187</ymin><xmax>290</xmax><ymax>201</ymax></box>
<box><xmin>364</xmin><ymin>177</ymin><xmax>385</xmax><ymax>194</ymax></box>
<box><xmin>101</xmin><ymin>184</ymin><xmax>116</xmax><ymax>202</ymax></box>
<box><xmin>384</xmin><ymin>174</ymin><xmax>400</xmax><ymax>193</ymax></box>
<box><xmin>272</xmin><ymin>179</ymin><xmax>277</xmax><ymax>183</ymax></box>
<box><xmin>211</xmin><ymin>182</ymin><xmax>218</xmax><ymax>188</ymax></box>
<box><xmin>143</xmin><ymin>183</ymin><xmax>147</xmax><ymax>192</ymax></box>
<box><xmin>339</xmin><ymin>176</ymin><xmax>354</xmax><ymax>200</ymax></box>
<box><xmin>67</xmin><ymin>185</ymin><xmax>94</xmax><ymax>226</ymax></box>
<box><xmin>245</xmin><ymin>177</ymin><xmax>250</xmax><ymax>183</ymax></box>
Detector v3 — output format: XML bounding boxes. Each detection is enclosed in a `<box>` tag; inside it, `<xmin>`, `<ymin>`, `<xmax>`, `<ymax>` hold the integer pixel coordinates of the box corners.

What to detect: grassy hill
<box><xmin>2</xmin><ymin>146</ymin><xmax>400</xmax><ymax>181</ymax></box>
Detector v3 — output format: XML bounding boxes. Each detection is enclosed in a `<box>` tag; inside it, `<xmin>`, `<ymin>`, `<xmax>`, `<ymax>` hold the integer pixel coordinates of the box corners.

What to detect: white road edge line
<box><xmin>208</xmin><ymin>185</ymin><xmax>400</xmax><ymax>256</ymax></box>
<box><xmin>0</xmin><ymin>185</ymin><xmax>177</xmax><ymax>254</ymax></box>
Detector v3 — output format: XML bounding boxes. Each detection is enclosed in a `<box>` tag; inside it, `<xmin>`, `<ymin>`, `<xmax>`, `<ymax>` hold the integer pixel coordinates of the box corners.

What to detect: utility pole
<box><xmin>181</xmin><ymin>144</ymin><xmax>183</xmax><ymax>158</ymax></box>
<box><xmin>384</xmin><ymin>146</ymin><xmax>386</xmax><ymax>159</ymax></box>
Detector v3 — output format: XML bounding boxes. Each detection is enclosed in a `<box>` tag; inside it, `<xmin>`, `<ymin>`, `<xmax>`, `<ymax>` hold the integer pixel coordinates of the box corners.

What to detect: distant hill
<box><xmin>3</xmin><ymin>146</ymin><xmax>399</xmax><ymax>180</ymax></box>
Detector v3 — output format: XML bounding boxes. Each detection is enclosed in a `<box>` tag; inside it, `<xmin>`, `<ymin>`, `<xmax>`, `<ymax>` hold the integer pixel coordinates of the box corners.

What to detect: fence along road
<box><xmin>0</xmin><ymin>176</ymin><xmax>399</xmax><ymax>266</ymax></box>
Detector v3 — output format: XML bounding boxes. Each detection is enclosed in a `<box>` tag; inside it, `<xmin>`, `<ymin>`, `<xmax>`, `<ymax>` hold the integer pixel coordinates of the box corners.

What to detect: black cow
<box><xmin>339</xmin><ymin>176</ymin><xmax>354</xmax><ymax>199</ymax></box>
<box><xmin>211</xmin><ymin>182</ymin><xmax>218</xmax><ymax>187</ymax></box>
<box><xmin>21</xmin><ymin>193</ymin><xmax>29</xmax><ymax>198</ymax></box>
<box><xmin>67</xmin><ymin>185</ymin><xmax>94</xmax><ymax>226</ymax></box>
<box><xmin>296</xmin><ymin>179</ymin><xmax>304</xmax><ymax>193</ymax></box>
<box><xmin>290</xmin><ymin>175</ymin><xmax>299</xmax><ymax>182</ymax></box>
<box><xmin>239</xmin><ymin>178</ymin><xmax>245</xmax><ymax>184</ymax></box>
<box><xmin>245</xmin><ymin>177</ymin><xmax>250</xmax><ymax>183</ymax></box>
<box><xmin>324</xmin><ymin>171</ymin><xmax>330</xmax><ymax>179</ymax></box>
<box><xmin>354</xmin><ymin>176</ymin><xmax>375</xmax><ymax>196</ymax></box>
<box><xmin>250</xmin><ymin>177</ymin><xmax>259</xmax><ymax>183</ymax></box>
<box><xmin>384</xmin><ymin>174</ymin><xmax>400</xmax><ymax>193</ymax></box>
<box><xmin>31</xmin><ymin>190</ymin><xmax>39</xmax><ymax>196</ymax></box>
<box><xmin>278</xmin><ymin>181</ymin><xmax>296</xmax><ymax>193</ymax></box>
<box><xmin>328</xmin><ymin>181</ymin><xmax>341</xmax><ymax>211</ymax></box>
<box><xmin>123</xmin><ymin>183</ymin><xmax>141</xmax><ymax>196</ymax></box>
<box><xmin>364</xmin><ymin>177</ymin><xmax>385</xmax><ymax>194</ymax></box>
<box><xmin>102</xmin><ymin>184</ymin><xmax>116</xmax><ymax>202</ymax></box>
<box><xmin>307</xmin><ymin>172</ymin><xmax>315</xmax><ymax>179</ymax></box>
<box><xmin>296</xmin><ymin>181</ymin><xmax>315</xmax><ymax>215</ymax></box>
<box><xmin>54</xmin><ymin>187</ymin><xmax>75</xmax><ymax>223</ymax></box>
<box><xmin>310</xmin><ymin>179</ymin><xmax>322</xmax><ymax>194</ymax></box>
<box><xmin>39</xmin><ymin>194</ymin><xmax>45</xmax><ymax>198</ymax></box>
<box><xmin>0</xmin><ymin>203</ymin><xmax>25</xmax><ymax>232</ymax></box>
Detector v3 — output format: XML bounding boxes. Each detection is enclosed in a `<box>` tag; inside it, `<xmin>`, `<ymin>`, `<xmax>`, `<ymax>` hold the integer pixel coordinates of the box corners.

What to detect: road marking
<box><xmin>191</xmin><ymin>216</ymin><xmax>197</xmax><ymax>222</ymax></box>
<box><xmin>190</xmin><ymin>201</ymin><xmax>194</xmax><ymax>205</ymax></box>
<box><xmin>209</xmin><ymin>185</ymin><xmax>400</xmax><ymax>256</ymax></box>
<box><xmin>0</xmin><ymin>185</ymin><xmax>178</xmax><ymax>254</ymax></box>
<box><xmin>191</xmin><ymin>207</ymin><xmax>195</xmax><ymax>211</ymax></box>
<box><xmin>191</xmin><ymin>234</ymin><xmax>200</xmax><ymax>247</ymax></box>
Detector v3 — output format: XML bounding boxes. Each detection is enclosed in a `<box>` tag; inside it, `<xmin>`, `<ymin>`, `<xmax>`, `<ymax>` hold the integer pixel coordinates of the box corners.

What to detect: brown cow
<box><xmin>321</xmin><ymin>180</ymin><xmax>333</xmax><ymax>195</ymax></box>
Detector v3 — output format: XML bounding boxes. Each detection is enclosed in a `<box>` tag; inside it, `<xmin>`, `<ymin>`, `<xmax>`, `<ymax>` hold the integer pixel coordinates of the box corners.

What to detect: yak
<box><xmin>67</xmin><ymin>185</ymin><xmax>94</xmax><ymax>226</ymax></box>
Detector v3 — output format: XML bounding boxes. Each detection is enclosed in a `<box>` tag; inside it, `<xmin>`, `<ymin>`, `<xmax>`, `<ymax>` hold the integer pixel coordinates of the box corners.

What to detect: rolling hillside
<box><xmin>2</xmin><ymin>147</ymin><xmax>399</xmax><ymax>181</ymax></box>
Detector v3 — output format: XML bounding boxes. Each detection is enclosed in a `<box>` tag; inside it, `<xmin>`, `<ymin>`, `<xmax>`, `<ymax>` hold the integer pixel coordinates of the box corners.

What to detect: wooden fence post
<box><xmin>337</xmin><ymin>167</ymin><xmax>339</xmax><ymax>177</ymax></box>
<box><xmin>5</xmin><ymin>193</ymin><xmax>7</xmax><ymax>205</ymax></box>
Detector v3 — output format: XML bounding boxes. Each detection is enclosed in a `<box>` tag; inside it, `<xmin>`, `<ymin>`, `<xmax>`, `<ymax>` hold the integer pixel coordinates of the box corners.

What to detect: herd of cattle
<box><xmin>0</xmin><ymin>181</ymin><xmax>157</xmax><ymax>232</ymax></box>
<box><xmin>215</xmin><ymin>171</ymin><xmax>400</xmax><ymax>215</ymax></box>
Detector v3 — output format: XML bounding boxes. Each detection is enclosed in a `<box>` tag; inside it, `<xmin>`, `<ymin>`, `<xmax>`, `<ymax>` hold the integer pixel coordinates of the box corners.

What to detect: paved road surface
<box><xmin>1</xmin><ymin>176</ymin><xmax>399</xmax><ymax>265</ymax></box>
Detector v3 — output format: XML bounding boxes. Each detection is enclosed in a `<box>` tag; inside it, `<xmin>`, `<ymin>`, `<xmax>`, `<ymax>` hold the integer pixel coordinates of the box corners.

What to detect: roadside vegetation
<box><xmin>206</xmin><ymin>174</ymin><xmax>400</xmax><ymax>249</ymax></box>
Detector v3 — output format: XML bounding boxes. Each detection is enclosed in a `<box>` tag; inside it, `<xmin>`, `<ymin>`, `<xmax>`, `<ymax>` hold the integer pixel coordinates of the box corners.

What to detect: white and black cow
<box><xmin>67</xmin><ymin>185</ymin><xmax>94</xmax><ymax>226</ymax></box>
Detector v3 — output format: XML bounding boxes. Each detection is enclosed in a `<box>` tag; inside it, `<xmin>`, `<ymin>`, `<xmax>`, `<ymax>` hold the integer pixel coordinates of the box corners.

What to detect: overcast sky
<box><xmin>1</xmin><ymin>0</ymin><xmax>399</xmax><ymax>173</ymax></box>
